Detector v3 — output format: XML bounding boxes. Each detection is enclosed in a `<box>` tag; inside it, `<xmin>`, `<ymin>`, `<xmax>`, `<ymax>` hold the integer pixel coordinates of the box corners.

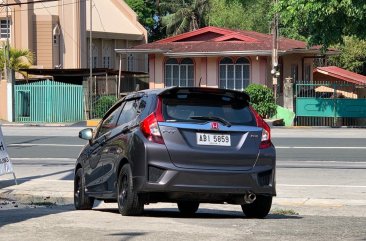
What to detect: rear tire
<box><xmin>74</xmin><ymin>168</ymin><xmax>94</xmax><ymax>210</ymax></box>
<box><xmin>117</xmin><ymin>164</ymin><xmax>144</xmax><ymax>216</ymax></box>
<box><xmin>177</xmin><ymin>201</ymin><xmax>199</xmax><ymax>216</ymax></box>
<box><xmin>241</xmin><ymin>195</ymin><xmax>272</xmax><ymax>218</ymax></box>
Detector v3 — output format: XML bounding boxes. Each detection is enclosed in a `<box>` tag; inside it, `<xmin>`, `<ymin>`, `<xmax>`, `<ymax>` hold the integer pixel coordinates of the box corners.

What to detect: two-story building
<box><xmin>0</xmin><ymin>0</ymin><xmax>147</xmax><ymax>71</ymax></box>
<box><xmin>0</xmin><ymin>0</ymin><xmax>148</xmax><ymax>121</ymax></box>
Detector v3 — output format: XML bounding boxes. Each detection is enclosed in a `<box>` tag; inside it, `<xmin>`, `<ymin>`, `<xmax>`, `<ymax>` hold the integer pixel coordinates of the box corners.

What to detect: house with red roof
<box><xmin>116</xmin><ymin>26</ymin><xmax>338</xmax><ymax>105</ymax></box>
<box><xmin>313</xmin><ymin>66</ymin><xmax>366</xmax><ymax>99</ymax></box>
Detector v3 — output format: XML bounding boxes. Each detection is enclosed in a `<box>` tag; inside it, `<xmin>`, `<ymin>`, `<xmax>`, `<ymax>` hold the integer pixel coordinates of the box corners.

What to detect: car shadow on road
<box><xmin>93</xmin><ymin>207</ymin><xmax>302</xmax><ymax>220</ymax></box>
<box><xmin>0</xmin><ymin>204</ymin><xmax>74</xmax><ymax>228</ymax></box>
<box><xmin>0</xmin><ymin>169</ymin><xmax>74</xmax><ymax>189</ymax></box>
<box><xmin>7</xmin><ymin>136</ymin><xmax>54</xmax><ymax>145</ymax></box>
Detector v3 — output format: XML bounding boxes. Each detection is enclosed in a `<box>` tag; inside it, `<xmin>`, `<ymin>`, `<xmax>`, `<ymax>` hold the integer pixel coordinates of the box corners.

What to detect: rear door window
<box><xmin>96</xmin><ymin>102</ymin><xmax>123</xmax><ymax>138</ymax></box>
<box><xmin>117</xmin><ymin>98</ymin><xmax>145</xmax><ymax>126</ymax></box>
<box><xmin>161</xmin><ymin>93</ymin><xmax>256</xmax><ymax>126</ymax></box>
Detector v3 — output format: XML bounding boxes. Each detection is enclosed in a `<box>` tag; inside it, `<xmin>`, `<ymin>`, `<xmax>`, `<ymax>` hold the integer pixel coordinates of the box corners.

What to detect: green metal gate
<box><xmin>15</xmin><ymin>79</ymin><xmax>84</xmax><ymax>123</ymax></box>
<box><xmin>295</xmin><ymin>81</ymin><xmax>366</xmax><ymax>126</ymax></box>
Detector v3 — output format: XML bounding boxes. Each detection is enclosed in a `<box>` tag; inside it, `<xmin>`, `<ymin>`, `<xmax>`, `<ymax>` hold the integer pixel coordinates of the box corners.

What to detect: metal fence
<box><xmin>295</xmin><ymin>80</ymin><xmax>366</xmax><ymax>126</ymax></box>
<box><xmin>14</xmin><ymin>79</ymin><xmax>84</xmax><ymax>123</ymax></box>
<box><xmin>85</xmin><ymin>73</ymin><xmax>149</xmax><ymax>119</ymax></box>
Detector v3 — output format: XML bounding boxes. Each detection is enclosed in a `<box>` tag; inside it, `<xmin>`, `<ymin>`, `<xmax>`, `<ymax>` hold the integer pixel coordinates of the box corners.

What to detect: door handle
<box><xmin>122</xmin><ymin>126</ymin><xmax>130</xmax><ymax>134</ymax></box>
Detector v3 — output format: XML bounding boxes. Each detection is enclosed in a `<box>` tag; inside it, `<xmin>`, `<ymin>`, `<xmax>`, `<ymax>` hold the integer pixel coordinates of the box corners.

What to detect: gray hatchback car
<box><xmin>75</xmin><ymin>87</ymin><xmax>276</xmax><ymax>218</ymax></box>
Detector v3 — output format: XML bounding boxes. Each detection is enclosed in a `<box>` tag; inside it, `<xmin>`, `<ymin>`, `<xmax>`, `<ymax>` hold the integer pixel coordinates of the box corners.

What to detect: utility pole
<box><xmin>89</xmin><ymin>0</ymin><xmax>93</xmax><ymax>119</ymax></box>
<box><xmin>271</xmin><ymin>0</ymin><xmax>279</xmax><ymax>103</ymax></box>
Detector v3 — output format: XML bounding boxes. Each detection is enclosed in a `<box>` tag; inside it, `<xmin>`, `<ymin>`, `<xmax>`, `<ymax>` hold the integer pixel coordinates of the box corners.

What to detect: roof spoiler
<box><xmin>158</xmin><ymin>87</ymin><xmax>251</xmax><ymax>103</ymax></box>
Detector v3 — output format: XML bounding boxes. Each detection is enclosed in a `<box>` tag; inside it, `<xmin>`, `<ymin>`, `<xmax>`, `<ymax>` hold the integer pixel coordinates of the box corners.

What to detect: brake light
<box><xmin>249</xmin><ymin>106</ymin><xmax>272</xmax><ymax>149</ymax></box>
<box><xmin>140</xmin><ymin>97</ymin><xmax>164</xmax><ymax>144</ymax></box>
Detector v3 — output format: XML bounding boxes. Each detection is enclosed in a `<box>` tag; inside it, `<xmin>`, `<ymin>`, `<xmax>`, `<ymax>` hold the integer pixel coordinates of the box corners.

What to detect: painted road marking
<box><xmin>278</xmin><ymin>160</ymin><xmax>366</xmax><ymax>164</ymax></box>
<box><xmin>277</xmin><ymin>146</ymin><xmax>366</xmax><ymax>149</ymax></box>
<box><xmin>278</xmin><ymin>184</ymin><xmax>366</xmax><ymax>188</ymax></box>
<box><xmin>11</xmin><ymin>158</ymin><xmax>76</xmax><ymax>161</ymax></box>
<box><xmin>8</xmin><ymin>144</ymin><xmax>84</xmax><ymax>147</ymax></box>
<box><xmin>277</xmin><ymin>160</ymin><xmax>366</xmax><ymax>168</ymax></box>
<box><xmin>8</xmin><ymin>144</ymin><xmax>366</xmax><ymax>149</ymax></box>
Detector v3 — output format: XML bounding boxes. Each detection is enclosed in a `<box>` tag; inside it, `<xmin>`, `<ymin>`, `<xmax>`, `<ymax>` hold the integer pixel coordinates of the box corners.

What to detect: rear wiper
<box><xmin>189</xmin><ymin>116</ymin><xmax>232</xmax><ymax>127</ymax></box>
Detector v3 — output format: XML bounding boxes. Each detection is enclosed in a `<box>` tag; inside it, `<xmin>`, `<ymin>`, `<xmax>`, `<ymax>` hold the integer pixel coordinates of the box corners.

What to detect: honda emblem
<box><xmin>211</xmin><ymin>122</ymin><xmax>219</xmax><ymax>130</ymax></box>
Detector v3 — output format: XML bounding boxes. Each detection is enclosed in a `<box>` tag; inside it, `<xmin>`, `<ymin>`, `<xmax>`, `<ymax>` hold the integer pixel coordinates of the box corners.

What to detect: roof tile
<box><xmin>134</xmin><ymin>26</ymin><xmax>319</xmax><ymax>53</ymax></box>
<box><xmin>315</xmin><ymin>66</ymin><xmax>366</xmax><ymax>85</ymax></box>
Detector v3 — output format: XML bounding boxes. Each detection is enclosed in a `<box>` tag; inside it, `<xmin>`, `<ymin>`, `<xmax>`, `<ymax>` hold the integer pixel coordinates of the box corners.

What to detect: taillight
<box><xmin>140</xmin><ymin>97</ymin><xmax>164</xmax><ymax>144</ymax></box>
<box><xmin>249</xmin><ymin>106</ymin><xmax>272</xmax><ymax>149</ymax></box>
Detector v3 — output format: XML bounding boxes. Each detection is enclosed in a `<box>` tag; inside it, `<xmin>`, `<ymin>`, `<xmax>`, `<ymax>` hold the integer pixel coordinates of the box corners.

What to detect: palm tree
<box><xmin>0</xmin><ymin>45</ymin><xmax>34</xmax><ymax>78</ymax></box>
<box><xmin>160</xmin><ymin>0</ymin><xmax>210</xmax><ymax>36</ymax></box>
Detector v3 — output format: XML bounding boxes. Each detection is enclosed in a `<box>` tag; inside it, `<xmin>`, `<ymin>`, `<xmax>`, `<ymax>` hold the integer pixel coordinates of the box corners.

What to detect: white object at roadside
<box><xmin>0</xmin><ymin>125</ymin><xmax>17</xmax><ymax>184</ymax></box>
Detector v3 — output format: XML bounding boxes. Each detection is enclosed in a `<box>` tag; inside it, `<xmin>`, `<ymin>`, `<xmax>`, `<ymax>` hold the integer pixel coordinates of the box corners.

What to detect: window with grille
<box><xmin>127</xmin><ymin>54</ymin><xmax>134</xmax><ymax>71</ymax></box>
<box><xmin>92</xmin><ymin>45</ymin><xmax>98</xmax><ymax>68</ymax></box>
<box><xmin>0</xmin><ymin>19</ymin><xmax>10</xmax><ymax>39</ymax></box>
<box><xmin>304</xmin><ymin>64</ymin><xmax>311</xmax><ymax>82</ymax></box>
<box><xmin>165</xmin><ymin>58</ymin><xmax>194</xmax><ymax>87</ymax></box>
<box><xmin>103</xmin><ymin>46</ymin><xmax>111</xmax><ymax>68</ymax></box>
<box><xmin>103</xmin><ymin>57</ymin><xmax>110</xmax><ymax>68</ymax></box>
<box><xmin>291</xmin><ymin>64</ymin><xmax>299</xmax><ymax>82</ymax></box>
<box><xmin>219</xmin><ymin>57</ymin><xmax>250</xmax><ymax>91</ymax></box>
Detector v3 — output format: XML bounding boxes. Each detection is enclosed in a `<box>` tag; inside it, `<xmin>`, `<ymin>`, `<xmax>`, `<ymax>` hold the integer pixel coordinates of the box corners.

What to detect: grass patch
<box><xmin>271</xmin><ymin>208</ymin><xmax>299</xmax><ymax>216</ymax></box>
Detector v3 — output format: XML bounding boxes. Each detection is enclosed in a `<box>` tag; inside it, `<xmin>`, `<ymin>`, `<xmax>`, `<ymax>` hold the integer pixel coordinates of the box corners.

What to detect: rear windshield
<box><xmin>161</xmin><ymin>93</ymin><xmax>256</xmax><ymax>126</ymax></box>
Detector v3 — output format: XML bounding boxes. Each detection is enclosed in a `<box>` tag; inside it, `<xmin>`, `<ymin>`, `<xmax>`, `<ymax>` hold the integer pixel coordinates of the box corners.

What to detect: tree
<box><xmin>208</xmin><ymin>0</ymin><xmax>272</xmax><ymax>34</ymax></box>
<box><xmin>329</xmin><ymin>36</ymin><xmax>366</xmax><ymax>75</ymax></box>
<box><xmin>275</xmin><ymin>0</ymin><xmax>366</xmax><ymax>50</ymax></box>
<box><xmin>0</xmin><ymin>46</ymin><xmax>34</xmax><ymax>78</ymax></box>
<box><xmin>126</xmin><ymin>0</ymin><xmax>273</xmax><ymax>39</ymax></box>
<box><xmin>160</xmin><ymin>0</ymin><xmax>210</xmax><ymax>36</ymax></box>
<box><xmin>125</xmin><ymin>0</ymin><xmax>160</xmax><ymax>41</ymax></box>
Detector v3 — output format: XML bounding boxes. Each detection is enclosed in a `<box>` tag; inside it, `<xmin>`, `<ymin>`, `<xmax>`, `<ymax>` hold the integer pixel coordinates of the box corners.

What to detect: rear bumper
<box><xmin>133</xmin><ymin>165</ymin><xmax>276</xmax><ymax>196</ymax></box>
<box><xmin>132</xmin><ymin>137</ymin><xmax>276</xmax><ymax>202</ymax></box>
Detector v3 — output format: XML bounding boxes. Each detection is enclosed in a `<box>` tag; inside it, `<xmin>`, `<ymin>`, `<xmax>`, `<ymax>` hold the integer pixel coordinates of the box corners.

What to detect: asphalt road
<box><xmin>1</xmin><ymin>127</ymin><xmax>366</xmax><ymax>240</ymax></box>
<box><xmin>1</xmin><ymin>126</ymin><xmax>366</xmax><ymax>202</ymax></box>
<box><xmin>2</xmin><ymin>127</ymin><xmax>366</xmax><ymax>179</ymax></box>
<box><xmin>1</xmin><ymin>202</ymin><xmax>366</xmax><ymax>241</ymax></box>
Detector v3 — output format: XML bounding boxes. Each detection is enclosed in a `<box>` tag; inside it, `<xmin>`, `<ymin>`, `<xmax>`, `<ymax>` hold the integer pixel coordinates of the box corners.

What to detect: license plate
<box><xmin>196</xmin><ymin>133</ymin><xmax>231</xmax><ymax>146</ymax></box>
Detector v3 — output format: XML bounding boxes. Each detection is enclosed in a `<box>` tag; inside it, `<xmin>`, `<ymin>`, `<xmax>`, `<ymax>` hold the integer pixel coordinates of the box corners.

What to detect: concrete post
<box><xmin>283</xmin><ymin>77</ymin><xmax>294</xmax><ymax>112</ymax></box>
<box><xmin>6</xmin><ymin>70</ymin><xmax>15</xmax><ymax>122</ymax></box>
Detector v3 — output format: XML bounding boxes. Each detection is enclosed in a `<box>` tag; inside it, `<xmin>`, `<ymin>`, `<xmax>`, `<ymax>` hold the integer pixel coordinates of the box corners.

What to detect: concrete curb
<box><xmin>0</xmin><ymin>180</ymin><xmax>74</xmax><ymax>205</ymax></box>
<box><xmin>1</xmin><ymin>123</ymin><xmax>71</xmax><ymax>127</ymax></box>
<box><xmin>1</xmin><ymin>180</ymin><xmax>366</xmax><ymax>208</ymax></box>
<box><xmin>1</xmin><ymin>120</ymin><xmax>365</xmax><ymax>129</ymax></box>
<box><xmin>86</xmin><ymin>119</ymin><xmax>100</xmax><ymax>127</ymax></box>
<box><xmin>0</xmin><ymin>189</ymin><xmax>74</xmax><ymax>205</ymax></box>
<box><xmin>0</xmin><ymin>120</ymin><xmax>100</xmax><ymax>127</ymax></box>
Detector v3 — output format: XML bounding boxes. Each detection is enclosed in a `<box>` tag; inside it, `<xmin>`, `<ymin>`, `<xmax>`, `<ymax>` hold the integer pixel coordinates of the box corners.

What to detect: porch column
<box><xmin>283</xmin><ymin>77</ymin><xmax>294</xmax><ymax>111</ymax></box>
<box><xmin>6</xmin><ymin>70</ymin><xmax>15</xmax><ymax>122</ymax></box>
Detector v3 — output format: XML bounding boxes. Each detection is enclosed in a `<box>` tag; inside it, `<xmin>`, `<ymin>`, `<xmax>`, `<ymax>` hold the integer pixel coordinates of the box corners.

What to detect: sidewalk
<box><xmin>0</xmin><ymin>119</ymin><xmax>98</xmax><ymax>127</ymax></box>
<box><xmin>1</xmin><ymin>178</ymin><xmax>366</xmax><ymax>217</ymax></box>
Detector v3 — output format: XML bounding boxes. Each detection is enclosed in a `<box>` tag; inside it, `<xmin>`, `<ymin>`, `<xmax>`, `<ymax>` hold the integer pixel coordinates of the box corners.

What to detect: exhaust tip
<box><xmin>244</xmin><ymin>192</ymin><xmax>256</xmax><ymax>204</ymax></box>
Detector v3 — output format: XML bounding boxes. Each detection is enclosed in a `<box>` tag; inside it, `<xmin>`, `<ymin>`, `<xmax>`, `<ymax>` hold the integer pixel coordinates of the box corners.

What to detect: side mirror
<box><xmin>79</xmin><ymin>128</ymin><xmax>93</xmax><ymax>141</ymax></box>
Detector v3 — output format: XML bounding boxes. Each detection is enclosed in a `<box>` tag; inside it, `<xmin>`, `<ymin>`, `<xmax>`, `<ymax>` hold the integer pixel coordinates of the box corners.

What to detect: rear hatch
<box><xmin>158</xmin><ymin>88</ymin><xmax>262</xmax><ymax>171</ymax></box>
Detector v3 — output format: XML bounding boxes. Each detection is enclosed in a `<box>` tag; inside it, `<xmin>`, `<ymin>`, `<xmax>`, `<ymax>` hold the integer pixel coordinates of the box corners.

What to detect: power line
<box><xmin>0</xmin><ymin>0</ymin><xmax>59</xmax><ymax>7</ymax></box>
<box><xmin>0</xmin><ymin>0</ymin><xmax>86</xmax><ymax>13</ymax></box>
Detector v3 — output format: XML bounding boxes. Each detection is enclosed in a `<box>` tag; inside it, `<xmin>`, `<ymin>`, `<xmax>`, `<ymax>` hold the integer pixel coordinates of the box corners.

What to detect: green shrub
<box><xmin>92</xmin><ymin>95</ymin><xmax>118</xmax><ymax>118</ymax></box>
<box><xmin>244</xmin><ymin>84</ymin><xmax>277</xmax><ymax>118</ymax></box>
